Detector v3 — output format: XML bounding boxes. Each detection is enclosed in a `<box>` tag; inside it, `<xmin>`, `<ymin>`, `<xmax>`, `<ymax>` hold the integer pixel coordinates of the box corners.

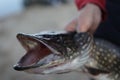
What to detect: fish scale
<box><xmin>86</xmin><ymin>38</ymin><xmax>120</xmax><ymax>80</ymax></box>
<box><xmin>14</xmin><ymin>31</ymin><xmax>120</xmax><ymax>80</ymax></box>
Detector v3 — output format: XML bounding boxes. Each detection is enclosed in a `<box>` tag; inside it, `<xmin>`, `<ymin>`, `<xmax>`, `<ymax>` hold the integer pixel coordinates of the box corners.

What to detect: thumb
<box><xmin>76</xmin><ymin>22</ymin><xmax>90</xmax><ymax>33</ymax></box>
<box><xmin>65</xmin><ymin>18</ymin><xmax>77</xmax><ymax>32</ymax></box>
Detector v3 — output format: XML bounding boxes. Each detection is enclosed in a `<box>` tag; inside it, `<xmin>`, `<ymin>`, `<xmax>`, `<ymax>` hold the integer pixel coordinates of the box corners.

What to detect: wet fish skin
<box><xmin>14</xmin><ymin>31</ymin><xmax>120</xmax><ymax>80</ymax></box>
<box><xmin>14</xmin><ymin>31</ymin><xmax>82</xmax><ymax>74</ymax></box>
<box><xmin>88</xmin><ymin>38</ymin><xmax>120</xmax><ymax>80</ymax></box>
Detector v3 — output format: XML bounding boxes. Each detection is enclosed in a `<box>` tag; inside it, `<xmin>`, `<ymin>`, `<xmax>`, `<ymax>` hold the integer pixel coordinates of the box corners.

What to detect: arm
<box><xmin>65</xmin><ymin>0</ymin><xmax>106</xmax><ymax>33</ymax></box>
<box><xmin>75</xmin><ymin>0</ymin><xmax>106</xmax><ymax>20</ymax></box>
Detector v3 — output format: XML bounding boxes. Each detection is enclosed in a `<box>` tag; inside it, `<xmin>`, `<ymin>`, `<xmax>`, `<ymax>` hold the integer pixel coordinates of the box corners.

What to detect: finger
<box><xmin>76</xmin><ymin>19</ymin><xmax>91</xmax><ymax>33</ymax></box>
<box><xmin>65</xmin><ymin>18</ymin><xmax>77</xmax><ymax>32</ymax></box>
<box><xmin>76</xmin><ymin>25</ymin><xmax>88</xmax><ymax>33</ymax></box>
<box><xmin>89</xmin><ymin>16</ymin><xmax>101</xmax><ymax>34</ymax></box>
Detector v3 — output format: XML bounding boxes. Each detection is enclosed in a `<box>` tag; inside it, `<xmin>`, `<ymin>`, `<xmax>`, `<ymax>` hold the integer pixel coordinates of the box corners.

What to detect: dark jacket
<box><xmin>95</xmin><ymin>0</ymin><xmax>120</xmax><ymax>46</ymax></box>
<box><xmin>75</xmin><ymin>0</ymin><xmax>120</xmax><ymax>46</ymax></box>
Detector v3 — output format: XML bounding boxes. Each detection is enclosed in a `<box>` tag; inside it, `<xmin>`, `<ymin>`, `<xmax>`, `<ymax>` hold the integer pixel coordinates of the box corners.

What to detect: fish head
<box><xmin>13</xmin><ymin>31</ymin><xmax>93</xmax><ymax>74</ymax></box>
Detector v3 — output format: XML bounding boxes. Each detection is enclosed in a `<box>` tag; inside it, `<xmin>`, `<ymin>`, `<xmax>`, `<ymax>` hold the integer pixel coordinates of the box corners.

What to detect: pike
<box><xmin>13</xmin><ymin>31</ymin><xmax>120</xmax><ymax>80</ymax></box>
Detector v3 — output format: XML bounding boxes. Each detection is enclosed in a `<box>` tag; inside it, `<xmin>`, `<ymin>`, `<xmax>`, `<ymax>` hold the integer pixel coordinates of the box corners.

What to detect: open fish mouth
<box><xmin>13</xmin><ymin>33</ymin><xmax>66</xmax><ymax>72</ymax></box>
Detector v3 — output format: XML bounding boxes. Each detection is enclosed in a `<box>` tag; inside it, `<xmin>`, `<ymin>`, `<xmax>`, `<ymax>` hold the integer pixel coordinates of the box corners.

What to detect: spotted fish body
<box><xmin>88</xmin><ymin>39</ymin><xmax>120</xmax><ymax>80</ymax></box>
<box><xmin>14</xmin><ymin>31</ymin><xmax>120</xmax><ymax>80</ymax></box>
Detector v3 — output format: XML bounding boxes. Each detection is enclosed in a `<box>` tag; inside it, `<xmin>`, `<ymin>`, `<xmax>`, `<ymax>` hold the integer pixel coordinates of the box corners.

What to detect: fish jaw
<box><xmin>13</xmin><ymin>31</ymin><xmax>93</xmax><ymax>74</ymax></box>
<box><xmin>13</xmin><ymin>31</ymin><xmax>78</xmax><ymax>74</ymax></box>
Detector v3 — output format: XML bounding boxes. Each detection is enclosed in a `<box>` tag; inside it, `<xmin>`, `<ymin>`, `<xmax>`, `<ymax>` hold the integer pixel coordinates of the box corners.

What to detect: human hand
<box><xmin>65</xmin><ymin>3</ymin><xmax>102</xmax><ymax>33</ymax></box>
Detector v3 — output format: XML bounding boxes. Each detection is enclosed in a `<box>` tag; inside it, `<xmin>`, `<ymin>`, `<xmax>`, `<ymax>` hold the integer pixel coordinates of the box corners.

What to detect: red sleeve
<box><xmin>75</xmin><ymin>0</ymin><xmax>106</xmax><ymax>20</ymax></box>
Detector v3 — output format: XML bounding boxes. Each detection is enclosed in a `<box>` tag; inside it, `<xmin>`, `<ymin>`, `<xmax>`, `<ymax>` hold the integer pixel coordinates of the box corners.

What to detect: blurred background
<box><xmin>0</xmin><ymin>0</ymin><xmax>90</xmax><ymax>80</ymax></box>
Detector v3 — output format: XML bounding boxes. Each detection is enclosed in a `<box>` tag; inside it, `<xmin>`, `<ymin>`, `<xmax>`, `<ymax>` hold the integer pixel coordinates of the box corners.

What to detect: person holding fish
<box><xmin>65</xmin><ymin>0</ymin><xmax>120</xmax><ymax>46</ymax></box>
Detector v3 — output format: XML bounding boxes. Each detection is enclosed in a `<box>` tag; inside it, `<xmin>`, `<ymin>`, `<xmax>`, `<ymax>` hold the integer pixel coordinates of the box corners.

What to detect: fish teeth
<box><xmin>40</xmin><ymin>59</ymin><xmax>65</xmax><ymax>68</ymax></box>
<box><xmin>25</xmin><ymin>40</ymin><xmax>38</xmax><ymax>49</ymax></box>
